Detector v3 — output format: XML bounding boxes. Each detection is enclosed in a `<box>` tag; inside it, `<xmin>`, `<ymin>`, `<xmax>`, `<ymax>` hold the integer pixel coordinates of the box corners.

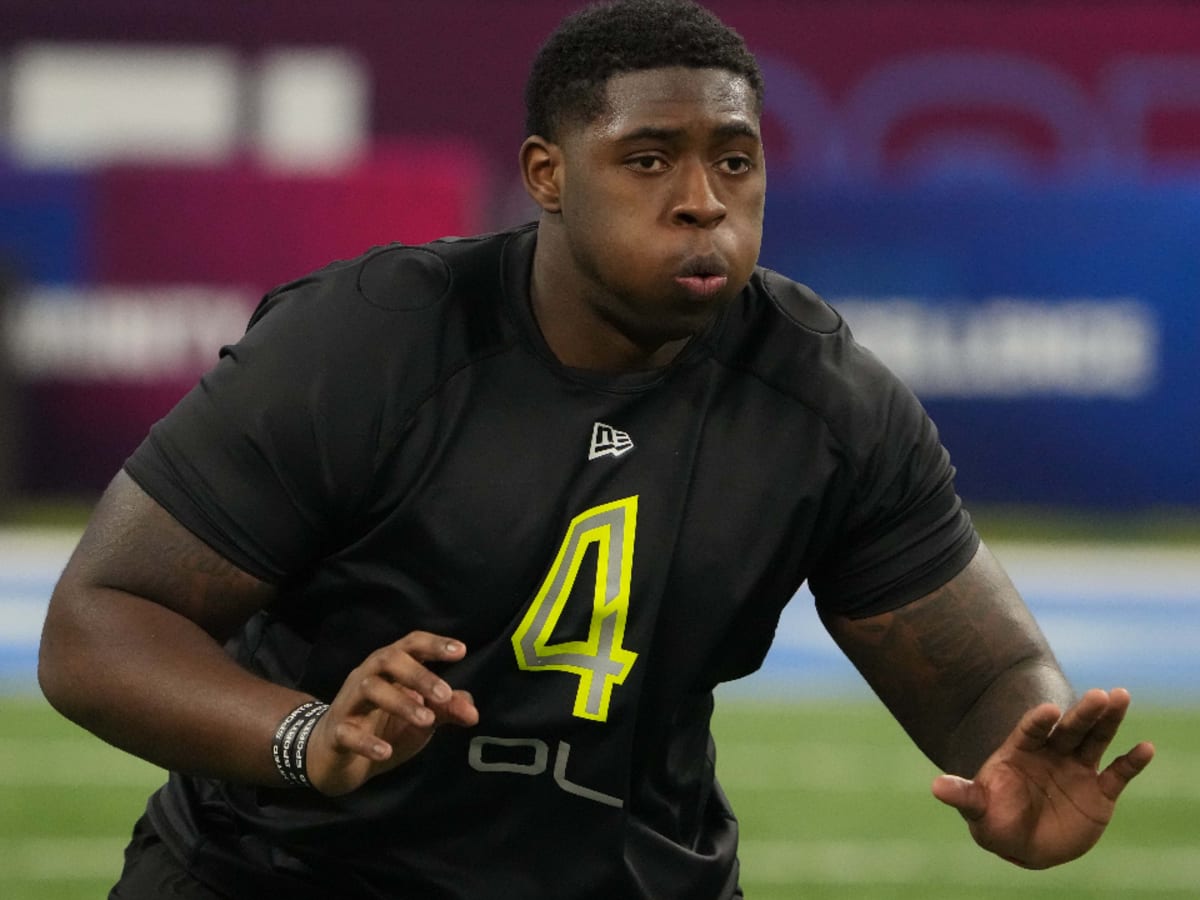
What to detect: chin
<box><xmin>657</xmin><ymin>305</ymin><xmax>727</xmax><ymax>343</ymax></box>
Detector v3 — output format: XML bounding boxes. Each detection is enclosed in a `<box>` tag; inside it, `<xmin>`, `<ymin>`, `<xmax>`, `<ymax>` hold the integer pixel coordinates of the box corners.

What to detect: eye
<box><xmin>625</xmin><ymin>154</ymin><xmax>669</xmax><ymax>173</ymax></box>
<box><xmin>717</xmin><ymin>155</ymin><xmax>754</xmax><ymax>175</ymax></box>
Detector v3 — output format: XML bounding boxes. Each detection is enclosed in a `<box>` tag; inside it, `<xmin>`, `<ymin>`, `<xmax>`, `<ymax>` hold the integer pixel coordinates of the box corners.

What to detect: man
<box><xmin>39</xmin><ymin>1</ymin><xmax>1153</xmax><ymax>898</ymax></box>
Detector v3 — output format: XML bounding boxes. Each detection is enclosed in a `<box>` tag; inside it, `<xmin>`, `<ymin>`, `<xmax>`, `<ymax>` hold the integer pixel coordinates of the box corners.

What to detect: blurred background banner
<box><xmin>0</xmin><ymin>0</ymin><xmax>1197</xmax><ymax>507</ymax></box>
<box><xmin>760</xmin><ymin>185</ymin><xmax>1198</xmax><ymax>509</ymax></box>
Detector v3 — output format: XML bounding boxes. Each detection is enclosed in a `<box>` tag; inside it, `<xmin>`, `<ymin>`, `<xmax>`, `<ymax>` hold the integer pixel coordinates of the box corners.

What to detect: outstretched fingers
<box><xmin>934</xmin><ymin>689</ymin><xmax>1154</xmax><ymax>870</ymax></box>
<box><xmin>1043</xmin><ymin>689</ymin><xmax>1110</xmax><ymax>756</ymax></box>
<box><xmin>1072</xmin><ymin>688</ymin><xmax>1132</xmax><ymax>768</ymax></box>
<box><xmin>1097</xmin><ymin>741</ymin><xmax>1156</xmax><ymax>801</ymax></box>
<box><xmin>1008</xmin><ymin>702</ymin><xmax>1064</xmax><ymax>754</ymax></box>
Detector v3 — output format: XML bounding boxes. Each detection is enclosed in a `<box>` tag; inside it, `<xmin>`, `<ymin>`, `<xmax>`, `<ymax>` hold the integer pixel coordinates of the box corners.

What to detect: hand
<box><xmin>306</xmin><ymin>631</ymin><xmax>479</xmax><ymax>796</ymax></box>
<box><xmin>931</xmin><ymin>688</ymin><xmax>1154</xmax><ymax>868</ymax></box>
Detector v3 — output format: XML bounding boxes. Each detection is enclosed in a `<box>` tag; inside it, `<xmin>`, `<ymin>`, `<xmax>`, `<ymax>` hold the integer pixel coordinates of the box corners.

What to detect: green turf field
<box><xmin>0</xmin><ymin>695</ymin><xmax>1190</xmax><ymax>899</ymax></box>
<box><xmin>712</xmin><ymin>698</ymin><xmax>1193</xmax><ymax>899</ymax></box>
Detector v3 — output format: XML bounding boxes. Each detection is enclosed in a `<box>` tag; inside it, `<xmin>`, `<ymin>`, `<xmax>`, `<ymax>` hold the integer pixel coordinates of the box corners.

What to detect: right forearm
<box><xmin>39</xmin><ymin>586</ymin><xmax>306</xmax><ymax>786</ymax></box>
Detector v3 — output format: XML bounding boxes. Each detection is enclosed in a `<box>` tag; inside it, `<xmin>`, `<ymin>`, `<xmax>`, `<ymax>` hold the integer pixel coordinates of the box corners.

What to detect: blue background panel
<box><xmin>760</xmin><ymin>185</ymin><xmax>1200</xmax><ymax>509</ymax></box>
<box><xmin>0</xmin><ymin>166</ymin><xmax>92</xmax><ymax>286</ymax></box>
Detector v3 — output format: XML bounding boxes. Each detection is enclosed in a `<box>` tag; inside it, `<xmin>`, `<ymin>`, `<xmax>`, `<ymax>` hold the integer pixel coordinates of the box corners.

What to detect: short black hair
<box><xmin>524</xmin><ymin>0</ymin><xmax>764</xmax><ymax>141</ymax></box>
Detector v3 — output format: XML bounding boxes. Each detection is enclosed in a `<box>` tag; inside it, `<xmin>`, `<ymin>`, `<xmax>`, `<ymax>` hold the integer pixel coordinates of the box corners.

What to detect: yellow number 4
<box><xmin>511</xmin><ymin>496</ymin><xmax>639</xmax><ymax>722</ymax></box>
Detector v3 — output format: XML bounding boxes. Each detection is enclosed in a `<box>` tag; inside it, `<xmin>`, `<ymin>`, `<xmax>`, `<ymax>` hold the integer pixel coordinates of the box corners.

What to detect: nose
<box><xmin>670</xmin><ymin>160</ymin><xmax>725</xmax><ymax>229</ymax></box>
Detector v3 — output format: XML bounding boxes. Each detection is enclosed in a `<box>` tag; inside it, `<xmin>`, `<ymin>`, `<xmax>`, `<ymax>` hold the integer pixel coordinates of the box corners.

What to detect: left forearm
<box><xmin>941</xmin><ymin>655</ymin><xmax>1074</xmax><ymax>776</ymax></box>
<box><xmin>821</xmin><ymin>542</ymin><xmax>1076</xmax><ymax>776</ymax></box>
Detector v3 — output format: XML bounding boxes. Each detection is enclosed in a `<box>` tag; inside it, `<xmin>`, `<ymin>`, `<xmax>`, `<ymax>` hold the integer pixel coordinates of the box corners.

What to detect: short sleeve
<box><xmin>807</xmin><ymin>349</ymin><xmax>980</xmax><ymax>618</ymax></box>
<box><xmin>123</xmin><ymin>270</ymin><xmax>383</xmax><ymax>583</ymax></box>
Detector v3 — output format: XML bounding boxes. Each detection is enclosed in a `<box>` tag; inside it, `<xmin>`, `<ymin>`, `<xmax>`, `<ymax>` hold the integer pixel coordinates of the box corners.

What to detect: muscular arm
<box><xmin>39</xmin><ymin>470</ymin><xmax>479</xmax><ymax>793</ymax></box>
<box><xmin>38</xmin><ymin>470</ymin><xmax>304</xmax><ymax>784</ymax></box>
<box><xmin>820</xmin><ymin>541</ymin><xmax>1073</xmax><ymax>777</ymax></box>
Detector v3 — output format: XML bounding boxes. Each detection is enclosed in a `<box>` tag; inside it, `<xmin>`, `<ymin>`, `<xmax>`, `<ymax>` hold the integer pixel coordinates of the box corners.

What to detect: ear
<box><xmin>520</xmin><ymin>135</ymin><xmax>564</xmax><ymax>214</ymax></box>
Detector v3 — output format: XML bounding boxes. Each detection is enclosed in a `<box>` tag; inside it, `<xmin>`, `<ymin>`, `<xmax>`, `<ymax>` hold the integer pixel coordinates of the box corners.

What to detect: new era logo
<box><xmin>588</xmin><ymin>422</ymin><xmax>634</xmax><ymax>460</ymax></box>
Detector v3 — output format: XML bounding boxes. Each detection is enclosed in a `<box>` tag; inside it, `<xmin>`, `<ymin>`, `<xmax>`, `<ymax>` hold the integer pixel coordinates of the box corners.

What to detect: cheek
<box><xmin>576</xmin><ymin>205</ymin><xmax>657</xmax><ymax>268</ymax></box>
<box><xmin>720</xmin><ymin>203</ymin><xmax>762</xmax><ymax>254</ymax></box>
<box><xmin>564</xmin><ymin>214</ymin><xmax>645</xmax><ymax>287</ymax></box>
<box><xmin>562</xmin><ymin>181</ymin><xmax>642</xmax><ymax>249</ymax></box>
<box><xmin>731</xmin><ymin>193</ymin><xmax>765</xmax><ymax>265</ymax></box>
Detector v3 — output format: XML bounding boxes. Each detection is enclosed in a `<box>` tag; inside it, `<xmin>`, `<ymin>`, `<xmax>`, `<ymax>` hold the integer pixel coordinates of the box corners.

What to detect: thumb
<box><xmin>932</xmin><ymin>774</ymin><xmax>987</xmax><ymax>821</ymax></box>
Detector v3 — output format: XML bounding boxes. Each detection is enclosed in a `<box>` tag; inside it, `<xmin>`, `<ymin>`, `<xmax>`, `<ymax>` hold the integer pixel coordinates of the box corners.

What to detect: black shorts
<box><xmin>109</xmin><ymin>816</ymin><xmax>229</xmax><ymax>900</ymax></box>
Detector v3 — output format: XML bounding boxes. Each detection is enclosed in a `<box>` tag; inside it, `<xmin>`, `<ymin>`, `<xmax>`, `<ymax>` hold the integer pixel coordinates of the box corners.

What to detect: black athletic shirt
<box><xmin>124</xmin><ymin>223</ymin><xmax>979</xmax><ymax>900</ymax></box>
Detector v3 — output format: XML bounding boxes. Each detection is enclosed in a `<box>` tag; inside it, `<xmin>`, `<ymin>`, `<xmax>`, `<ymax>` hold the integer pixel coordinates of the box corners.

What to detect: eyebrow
<box><xmin>614</xmin><ymin>121</ymin><xmax>761</xmax><ymax>144</ymax></box>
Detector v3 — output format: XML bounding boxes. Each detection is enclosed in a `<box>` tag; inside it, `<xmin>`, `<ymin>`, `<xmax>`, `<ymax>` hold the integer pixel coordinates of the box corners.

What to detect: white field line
<box><xmin>739</xmin><ymin>838</ymin><xmax>1200</xmax><ymax>891</ymax></box>
<box><xmin>765</xmin><ymin>542</ymin><xmax>1200</xmax><ymax>658</ymax></box>
<box><xmin>0</xmin><ymin>528</ymin><xmax>79</xmax><ymax>577</ymax></box>
<box><xmin>1</xmin><ymin>535</ymin><xmax>1196</xmax><ymax>597</ymax></box>
<box><xmin>2</xmin><ymin>537</ymin><xmax>1198</xmax><ymax>603</ymax></box>
<box><xmin>0</xmin><ymin>598</ymin><xmax>51</xmax><ymax>644</ymax></box>
<box><xmin>989</xmin><ymin>542</ymin><xmax>1200</xmax><ymax>601</ymax></box>
<box><xmin>0</xmin><ymin>527</ymin><xmax>77</xmax><ymax>646</ymax></box>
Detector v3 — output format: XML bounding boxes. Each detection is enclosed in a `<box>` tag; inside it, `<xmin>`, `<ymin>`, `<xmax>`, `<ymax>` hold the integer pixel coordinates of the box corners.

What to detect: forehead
<box><xmin>590</xmin><ymin>66</ymin><xmax>759</xmax><ymax>138</ymax></box>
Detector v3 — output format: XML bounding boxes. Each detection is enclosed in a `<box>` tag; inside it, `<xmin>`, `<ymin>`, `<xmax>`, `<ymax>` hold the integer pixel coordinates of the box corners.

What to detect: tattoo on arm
<box><xmin>822</xmin><ymin>544</ymin><xmax>1071</xmax><ymax>773</ymax></box>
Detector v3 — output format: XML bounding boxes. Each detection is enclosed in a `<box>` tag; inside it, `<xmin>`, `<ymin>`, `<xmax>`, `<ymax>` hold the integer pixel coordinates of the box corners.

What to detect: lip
<box><xmin>674</xmin><ymin>253</ymin><xmax>730</xmax><ymax>298</ymax></box>
<box><xmin>677</xmin><ymin>253</ymin><xmax>729</xmax><ymax>279</ymax></box>
<box><xmin>674</xmin><ymin>274</ymin><xmax>729</xmax><ymax>298</ymax></box>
